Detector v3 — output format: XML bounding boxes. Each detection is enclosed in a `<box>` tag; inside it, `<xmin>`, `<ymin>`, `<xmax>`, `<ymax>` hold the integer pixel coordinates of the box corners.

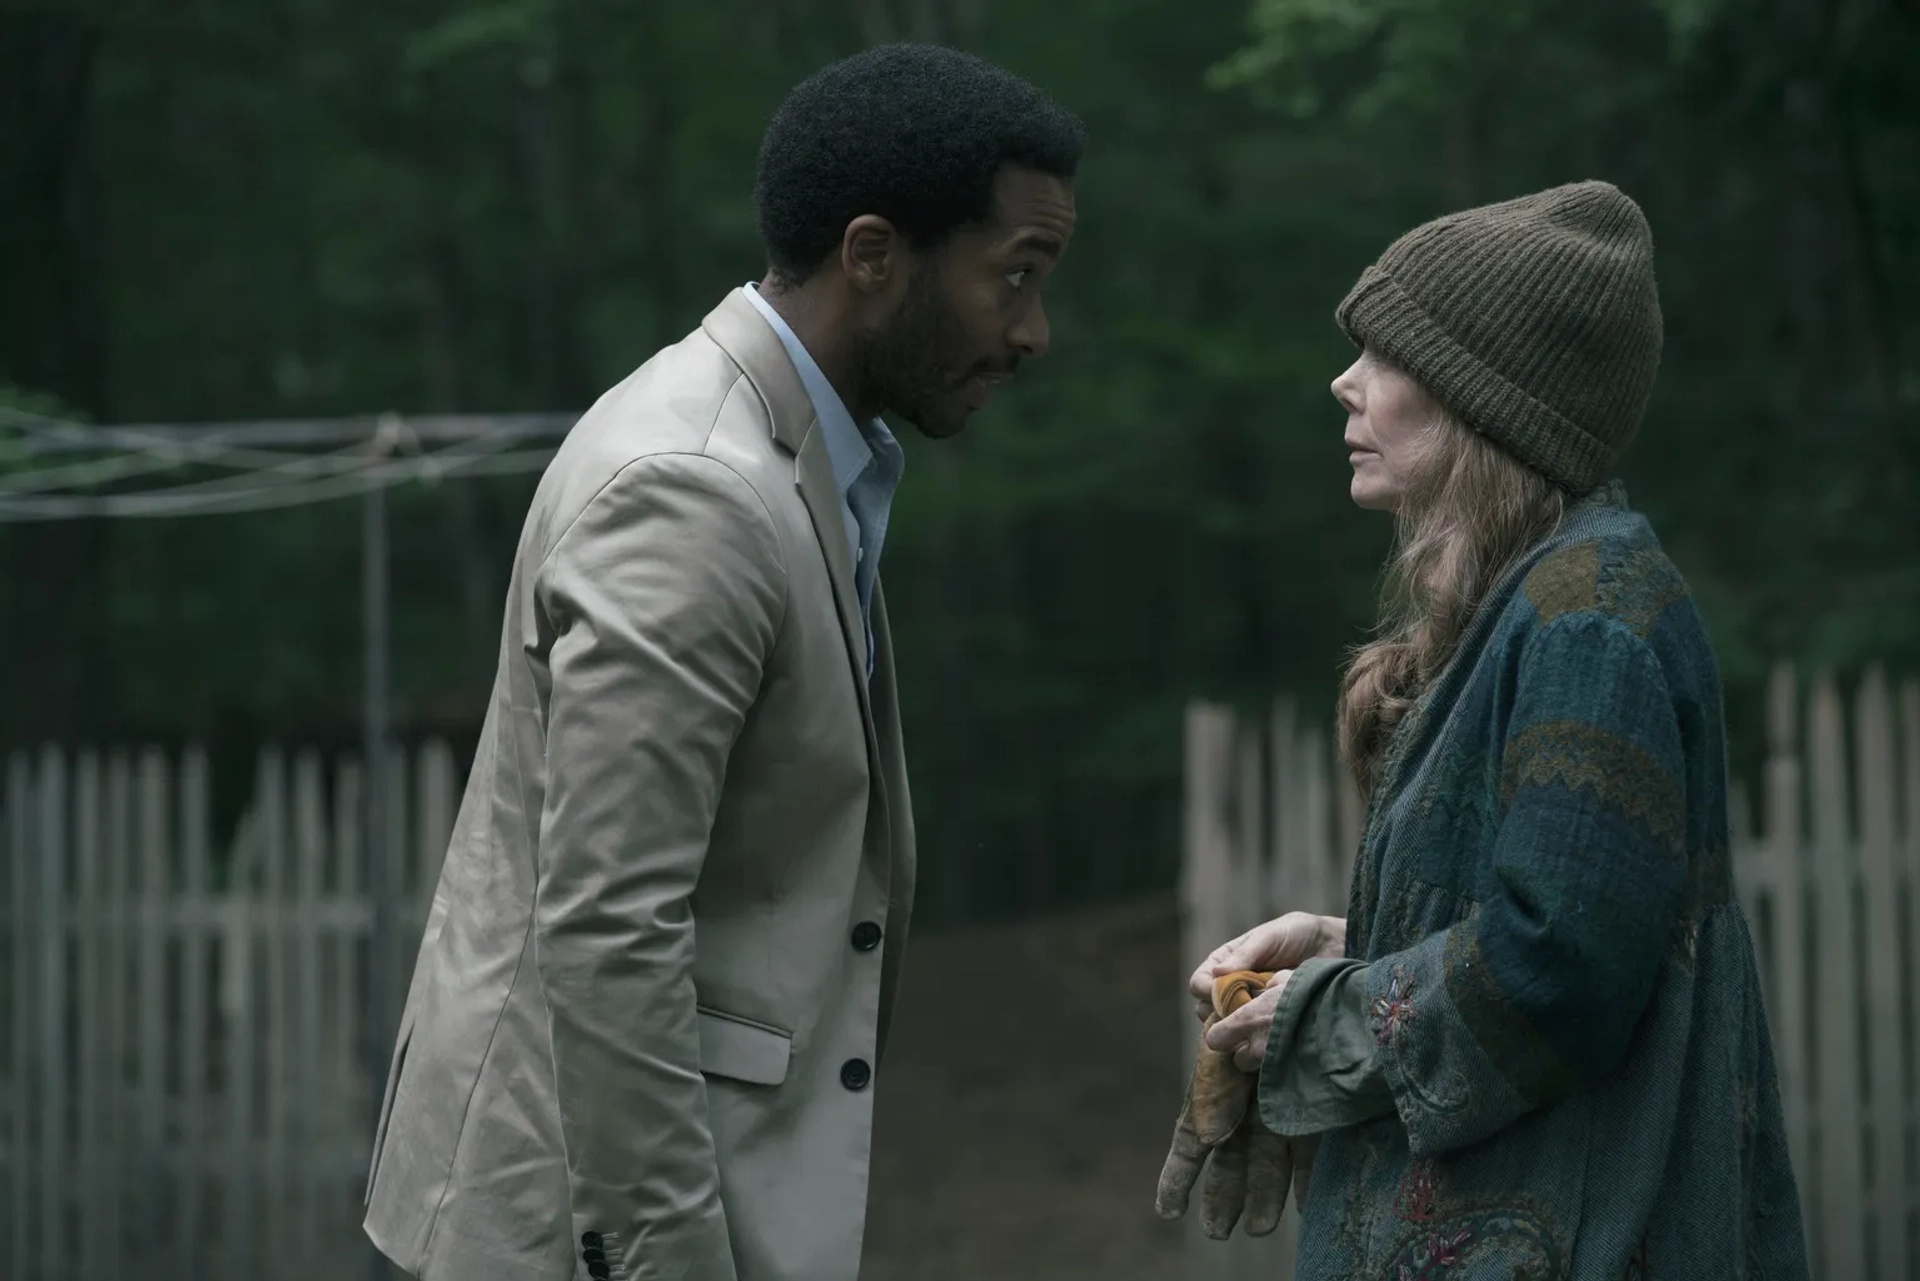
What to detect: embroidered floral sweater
<box><xmin>1256</xmin><ymin>485</ymin><xmax>1808</xmax><ymax>1279</ymax></box>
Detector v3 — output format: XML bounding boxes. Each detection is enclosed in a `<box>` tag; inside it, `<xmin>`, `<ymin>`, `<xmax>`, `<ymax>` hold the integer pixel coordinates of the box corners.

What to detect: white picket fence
<box><xmin>1182</xmin><ymin>664</ymin><xmax>1920</xmax><ymax>1281</ymax></box>
<box><xmin>0</xmin><ymin>741</ymin><xmax>459</xmax><ymax>1281</ymax></box>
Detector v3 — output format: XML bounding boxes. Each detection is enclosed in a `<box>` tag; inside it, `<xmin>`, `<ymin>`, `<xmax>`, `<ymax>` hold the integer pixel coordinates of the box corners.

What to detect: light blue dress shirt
<box><xmin>742</xmin><ymin>283</ymin><xmax>905</xmax><ymax>680</ymax></box>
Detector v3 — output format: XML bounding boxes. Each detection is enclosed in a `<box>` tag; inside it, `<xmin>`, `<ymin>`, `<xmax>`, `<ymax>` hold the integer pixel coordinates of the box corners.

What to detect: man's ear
<box><xmin>840</xmin><ymin>215</ymin><xmax>904</xmax><ymax>296</ymax></box>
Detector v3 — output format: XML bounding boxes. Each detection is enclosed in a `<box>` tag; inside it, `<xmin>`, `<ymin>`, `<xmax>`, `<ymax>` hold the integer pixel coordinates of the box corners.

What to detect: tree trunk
<box><xmin>420</xmin><ymin>226</ymin><xmax>503</xmax><ymax>697</ymax></box>
<box><xmin>0</xmin><ymin>11</ymin><xmax>113</xmax><ymax>746</ymax></box>
<box><xmin>0</xmin><ymin>9</ymin><xmax>108</xmax><ymax>414</ymax></box>
<box><xmin>634</xmin><ymin>3</ymin><xmax>686</xmax><ymax>346</ymax></box>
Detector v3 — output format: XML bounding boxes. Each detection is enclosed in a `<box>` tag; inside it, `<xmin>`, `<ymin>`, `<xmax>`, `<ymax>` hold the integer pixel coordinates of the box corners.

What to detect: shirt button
<box><xmin>840</xmin><ymin>1058</ymin><xmax>872</xmax><ymax>1091</ymax></box>
<box><xmin>850</xmin><ymin>921</ymin><xmax>883</xmax><ymax>952</ymax></box>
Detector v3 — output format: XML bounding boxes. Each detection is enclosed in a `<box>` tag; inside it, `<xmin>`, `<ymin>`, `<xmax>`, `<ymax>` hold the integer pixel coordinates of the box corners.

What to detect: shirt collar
<box><xmin>742</xmin><ymin>283</ymin><xmax>876</xmax><ymax>496</ymax></box>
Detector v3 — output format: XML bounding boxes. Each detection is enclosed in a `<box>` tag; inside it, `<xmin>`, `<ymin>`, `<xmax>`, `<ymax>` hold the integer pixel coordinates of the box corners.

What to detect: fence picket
<box><xmin>1236</xmin><ymin>717</ymin><xmax>1291</xmax><ymax>1279</ymax></box>
<box><xmin>180</xmin><ymin>747</ymin><xmax>211</xmax><ymax>1275</ymax></box>
<box><xmin>1180</xmin><ymin>705</ymin><xmax>1236</xmax><ymax>1281</ymax></box>
<box><xmin>76</xmin><ymin>751</ymin><xmax>104</xmax><ymax>1281</ymax></box>
<box><xmin>38</xmin><ymin>747</ymin><xmax>68</xmax><ymax>1281</ymax></box>
<box><xmin>333</xmin><ymin>758</ymin><xmax>365</xmax><ymax>1237</ymax></box>
<box><xmin>1810</xmin><ymin>674</ymin><xmax>1864</xmax><ymax>1279</ymax></box>
<box><xmin>294</xmin><ymin>750</ymin><xmax>326</xmax><ymax>1272</ymax></box>
<box><xmin>1855</xmin><ymin>669</ymin><xmax>1907</xmax><ymax>1281</ymax></box>
<box><xmin>260</xmin><ymin>747</ymin><xmax>290</xmax><ymax>1280</ymax></box>
<box><xmin>137</xmin><ymin>749</ymin><xmax>170</xmax><ymax>1270</ymax></box>
<box><xmin>9</xmin><ymin>752</ymin><xmax>35</xmax><ymax>1279</ymax></box>
<box><xmin>382</xmin><ymin>743</ymin><xmax>411</xmax><ymax>1042</ymax></box>
<box><xmin>1334</xmin><ymin>760</ymin><xmax>1361</xmax><ymax>916</ymax></box>
<box><xmin>1234</xmin><ymin>724</ymin><xmax>1262</xmax><ymax>940</ymax></box>
<box><xmin>1765</xmin><ymin>665</ymin><xmax>1814</xmax><ymax>1234</ymax></box>
<box><xmin>1269</xmin><ymin>698</ymin><xmax>1300</xmax><ymax>920</ymax></box>
<box><xmin>104</xmin><ymin>751</ymin><xmax>133</xmax><ymax>1274</ymax></box>
<box><xmin>1901</xmin><ymin>680</ymin><xmax>1920</xmax><ymax>1267</ymax></box>
<box><xmin>0</xmin><ymin>740</ymin><xmax>467</xmax><ymax>1280</ymax></box>
<box><xmin>224</xmin><ymin>803</ymin><xmax>258</xmax><ymax>1279</ymax></box>
<box><xmin>1303</xmin><ymin>733</ymin><xmax>1334</xmax><ymax>918</ymax></box>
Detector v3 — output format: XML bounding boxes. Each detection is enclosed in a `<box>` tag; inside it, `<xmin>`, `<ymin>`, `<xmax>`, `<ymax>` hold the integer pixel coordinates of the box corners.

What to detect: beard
<box><xmin>858</xmin><ymin>265</ymin><xmax>984</xmax><ymax>439</ymax></box>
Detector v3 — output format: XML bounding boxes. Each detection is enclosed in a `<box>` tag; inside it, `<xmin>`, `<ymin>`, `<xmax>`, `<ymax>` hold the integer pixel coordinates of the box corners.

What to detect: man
<box><xmin>361</xmin><ymin>42</ymin><xmax>1083</xmax><ymax>1281</ymax></box>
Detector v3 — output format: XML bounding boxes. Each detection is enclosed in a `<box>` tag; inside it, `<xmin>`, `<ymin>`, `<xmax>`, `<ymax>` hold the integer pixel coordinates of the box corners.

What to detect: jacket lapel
<box><xmin>700</xmin><ymin>290</ymin><xmax>875</xmax><ymax>732</ymax></box>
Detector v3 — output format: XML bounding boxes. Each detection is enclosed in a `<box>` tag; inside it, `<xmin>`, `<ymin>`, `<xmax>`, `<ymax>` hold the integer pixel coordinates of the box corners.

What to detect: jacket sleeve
<box><xmin>531</xmin><ymin>451</ymin><xmax>787</xmax><ymax>1281</ymax></box>
<box><xmin>1366</xmin><ymin>612</ymin><xmax>1688</xmax><ymax>1159</ymax></box>
<box><xmin>1255</xmin><ymin>956</ymin><xmax>1396</xmax><ymax>1136</ymax></box>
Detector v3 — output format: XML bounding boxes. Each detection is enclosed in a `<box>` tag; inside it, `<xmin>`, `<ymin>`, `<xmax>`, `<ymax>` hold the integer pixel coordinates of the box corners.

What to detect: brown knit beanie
<box><xmin>1335</xmin><ymin>180</ymin><xmax>1663</xmax><ymax>495</ymax></box>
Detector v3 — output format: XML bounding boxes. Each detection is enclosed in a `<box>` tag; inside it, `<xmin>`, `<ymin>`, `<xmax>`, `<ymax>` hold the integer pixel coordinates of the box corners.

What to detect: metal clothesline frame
<box><xmin>0</xmin><ymin>405</ymin><xmax>577</xmax><ymax>1280</ymax></box>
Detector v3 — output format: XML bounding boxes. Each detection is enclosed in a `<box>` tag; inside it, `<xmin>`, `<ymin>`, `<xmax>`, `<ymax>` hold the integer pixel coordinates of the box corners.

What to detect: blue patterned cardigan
<box><xmin>1259</xmin><ymin>485</ymin><xmax>1808</xmax><ymax>1279</ymax></box>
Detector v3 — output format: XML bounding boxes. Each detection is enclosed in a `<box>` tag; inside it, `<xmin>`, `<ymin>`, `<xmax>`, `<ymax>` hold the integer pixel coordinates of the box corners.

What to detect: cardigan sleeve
<box><xmin>1361</xmin><ymin>612</ymin><xmax>1689</xmax><ymax>1159</ymax></box>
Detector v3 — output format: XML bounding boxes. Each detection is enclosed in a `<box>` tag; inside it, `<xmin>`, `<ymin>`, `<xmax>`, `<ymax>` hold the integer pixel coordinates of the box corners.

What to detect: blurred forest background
<box><xmin>3</xmin><ymin>0</ymin><xmax>1916</xmax><ymax>926</ymax></box>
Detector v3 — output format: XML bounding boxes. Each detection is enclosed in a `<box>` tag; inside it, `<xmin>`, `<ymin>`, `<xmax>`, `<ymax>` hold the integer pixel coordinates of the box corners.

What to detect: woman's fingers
<box><xmin>1192</xmin><ymin>912</ymin><xmax>1340</xmax><ymax>1004</ymax></box>
<box><xmin>1206</xmin><ymin>983</ymin><xmax>1285</xmax><ymax>1070</ymax></box>
<box><xmin>1204</xmin><ymin>1004</ymin><xmax>1251</xmax><ymax>1054</ymax></box>
<box><xmin>1234</xmin><ymin>915</ymin><xmax>1317</xmax><ymax>970</ymax></box>
<box><xmin>1190</xmin><ymin>935</ymin><xmax>1256</xmax><ymax>999</ymax></box>
<box><xmin>1190</xmin><ymin>928</ymin><xmax>1272</xmax><ymax>999</ymax></box>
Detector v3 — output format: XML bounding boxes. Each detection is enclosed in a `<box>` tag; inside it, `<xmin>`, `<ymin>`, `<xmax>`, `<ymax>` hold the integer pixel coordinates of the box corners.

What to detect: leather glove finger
<box><xmin>1200</xmin><ymin>1121</ymin><xmax>1251</xmax><ymax>1240</ymax></box>
<box><xmin>1191</xmin><ymin>1015</ymin><xmax>1257</xmax><ymax>1146</ymax></box>
<box><xmin>1240</xmin><ymin>1119</ymin><xmax>1292</xmax><ymax>1238</ymax></box>
<box><xmin>1154</xmin><ymin>1081</ymin><xmax>1210</xmax><ymax>1220</ymax></box>
<box><xmin>1210</xmin><ymin>970</ymin><xmax>1276</xmax><ymax>1016</ymax></box>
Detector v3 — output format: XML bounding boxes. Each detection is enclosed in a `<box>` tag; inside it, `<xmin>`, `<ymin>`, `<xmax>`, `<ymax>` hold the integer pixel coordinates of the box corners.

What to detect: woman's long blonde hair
<box><xmin>1336</xmin><ymin>401</ymin><xmax>1568</xmax><ymax>799</ymax></box>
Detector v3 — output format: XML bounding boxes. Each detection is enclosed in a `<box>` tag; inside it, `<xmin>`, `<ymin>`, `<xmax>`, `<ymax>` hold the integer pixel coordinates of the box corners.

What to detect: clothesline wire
<box><xmin>0</xmin><ymin>449</ymin><xmax>562</xmax><ymax>521</ymax></box>
<box><xmin>0</xmin><ymin>407</ymin><xmax>579</xmax><ymax>455</ymax></box>
<box><xmin>0</xmin><ymin>407</ymin><xmax>579</xmax><ymax>522</ymax></box>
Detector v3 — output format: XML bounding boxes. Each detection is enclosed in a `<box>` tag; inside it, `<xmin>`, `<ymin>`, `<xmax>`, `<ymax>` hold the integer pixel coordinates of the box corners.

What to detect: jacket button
<box><xmin>850</xmin><ymin>921</ymin><xmax>883</xmax><ymax>951</ymax></box>
<box><xmin>840</xmin><ymin>1058</ymin><xmax>872</xmax><ymax>1091</ymax></box>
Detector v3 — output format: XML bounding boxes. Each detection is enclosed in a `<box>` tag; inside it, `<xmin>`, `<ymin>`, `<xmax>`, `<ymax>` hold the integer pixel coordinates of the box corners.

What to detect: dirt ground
<box><xmin>859</xmin><ymin>896</ymin><xmax>1192</xmax><ymax>1281</ymax></box>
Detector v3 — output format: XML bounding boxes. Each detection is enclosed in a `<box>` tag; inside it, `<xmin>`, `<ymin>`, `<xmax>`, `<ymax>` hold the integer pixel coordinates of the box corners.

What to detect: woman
<box><xmin>1193</xmin><ymin>182</ymin><xmax>1808</xmax><ymax>1277</ymax></box>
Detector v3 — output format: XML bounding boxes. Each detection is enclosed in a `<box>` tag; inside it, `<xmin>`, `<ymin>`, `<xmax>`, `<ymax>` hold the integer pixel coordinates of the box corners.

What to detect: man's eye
<box><xmin>1005</xmin><ymin>268</ymin><xmax>1031</xmax><ymax>289</ymax></box>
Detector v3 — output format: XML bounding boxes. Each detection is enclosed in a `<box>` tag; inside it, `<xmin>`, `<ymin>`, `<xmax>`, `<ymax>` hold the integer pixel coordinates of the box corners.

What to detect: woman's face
<box><xmin>1332</xmin><ymin>350</ymin><xmax>1441</xmax><ymax>512</ymax></box>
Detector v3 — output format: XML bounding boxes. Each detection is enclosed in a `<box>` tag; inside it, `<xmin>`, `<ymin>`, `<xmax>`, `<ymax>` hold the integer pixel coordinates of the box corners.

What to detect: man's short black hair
<box><xmin>754</xmin><ymin>43</ymin><xmax>1086</xmax><ymax>285</ymax></box>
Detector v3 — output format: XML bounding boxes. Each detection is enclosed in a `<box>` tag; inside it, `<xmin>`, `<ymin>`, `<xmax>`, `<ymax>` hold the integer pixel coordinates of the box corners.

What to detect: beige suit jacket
<box><xmin>363</xmin><ymin>290</ymin><xmax>917</xmax><ymax>1281</ymax></box>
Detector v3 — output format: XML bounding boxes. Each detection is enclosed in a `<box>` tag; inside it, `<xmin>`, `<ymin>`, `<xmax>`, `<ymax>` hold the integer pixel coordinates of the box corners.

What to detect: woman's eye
<box><xmin>1005</xmin><ymin>268</ymin><xmax>1031</xmax><ymax>289</ymax></box>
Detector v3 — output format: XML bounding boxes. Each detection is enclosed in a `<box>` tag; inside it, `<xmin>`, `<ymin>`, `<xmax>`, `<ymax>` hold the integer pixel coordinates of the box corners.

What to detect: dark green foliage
<box><xmin>1</xmin><ymin>0</ymin><xmax>1914</xmax><ymax>921</ymax></box>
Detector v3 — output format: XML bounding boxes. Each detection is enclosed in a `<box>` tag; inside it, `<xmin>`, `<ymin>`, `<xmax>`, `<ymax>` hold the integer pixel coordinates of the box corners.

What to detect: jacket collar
<box><xmin>699</xmin><ymin>289</ymin><xmax>876</xmax><ymax>726</ymax></box>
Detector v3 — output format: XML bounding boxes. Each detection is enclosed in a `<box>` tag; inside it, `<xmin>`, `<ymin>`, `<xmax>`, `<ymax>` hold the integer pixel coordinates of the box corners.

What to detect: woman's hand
<box><xmin>1188</xmin><ymin>912</ymin><xmax>1346</xmax><ymax>1012</ymax></box>
<box><xmin>1205</xmin><ymin>973</ymin><xmax>1290</xmax><ymax>1072</ymax></box>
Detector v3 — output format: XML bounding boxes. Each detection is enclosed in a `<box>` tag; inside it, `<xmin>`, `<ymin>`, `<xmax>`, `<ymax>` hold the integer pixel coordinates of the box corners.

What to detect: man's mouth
<box><xmin>965</xmin><ymin>370</ymin><xmax>1013</xmax><ymax>408</ymax></box>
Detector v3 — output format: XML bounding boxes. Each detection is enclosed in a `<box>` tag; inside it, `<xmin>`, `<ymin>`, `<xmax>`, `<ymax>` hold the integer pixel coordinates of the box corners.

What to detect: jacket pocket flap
<box><xmin>697</xmin><ymin>1008</ymin><xmax>792</xmax><ymax>1086</ymax></box>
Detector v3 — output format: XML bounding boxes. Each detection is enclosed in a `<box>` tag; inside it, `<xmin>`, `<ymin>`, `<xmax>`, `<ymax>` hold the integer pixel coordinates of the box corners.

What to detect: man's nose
<box><xmin>1009</xmin><ymin>299</ymin><xmax>1051</xmax><ymax>361</ymax></box>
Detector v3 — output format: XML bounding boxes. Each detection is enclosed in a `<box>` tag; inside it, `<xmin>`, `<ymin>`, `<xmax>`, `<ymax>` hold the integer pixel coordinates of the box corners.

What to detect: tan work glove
<box><xmin>1155</xmin><ymin>970</ymin><xmax>1315</xmax><ymax>1238</ymax></box>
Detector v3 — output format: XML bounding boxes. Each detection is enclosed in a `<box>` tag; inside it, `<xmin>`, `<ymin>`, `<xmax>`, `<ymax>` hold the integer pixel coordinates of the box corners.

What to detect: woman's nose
<box><xmin>1331</xmin><ymin>374</ymin><xmax>1359</xmax><ymax>414</ymax></box>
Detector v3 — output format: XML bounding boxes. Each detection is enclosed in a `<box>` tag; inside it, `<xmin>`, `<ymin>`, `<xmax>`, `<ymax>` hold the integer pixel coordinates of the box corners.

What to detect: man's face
<box><xmin>861</xmin><ymin>166</ymin><xmax>1076</xmax><ymax>439</ymax></box>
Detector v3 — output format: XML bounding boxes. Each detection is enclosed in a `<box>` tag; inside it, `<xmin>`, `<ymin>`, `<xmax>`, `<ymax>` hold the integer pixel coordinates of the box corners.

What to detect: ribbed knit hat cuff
<box><xmin>1336</xmin><ymin>267</ymin><xmax>1613</xmax><ymax>494</ymax></box>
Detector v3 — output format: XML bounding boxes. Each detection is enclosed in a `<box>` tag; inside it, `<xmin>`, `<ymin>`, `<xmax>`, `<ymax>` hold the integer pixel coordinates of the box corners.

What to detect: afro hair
<box><xmin>754</xmin><ymin>43</ymin><xmax>1086</xmax><ymax>284</ymax></box>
